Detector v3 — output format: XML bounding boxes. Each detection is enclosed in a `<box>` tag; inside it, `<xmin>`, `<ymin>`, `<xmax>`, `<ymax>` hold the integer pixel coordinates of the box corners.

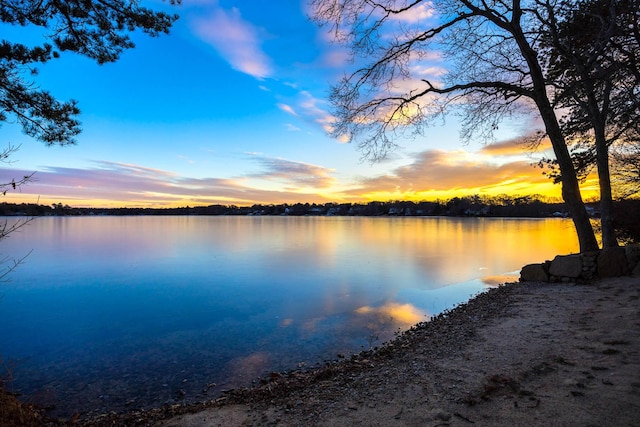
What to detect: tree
<box><xmin>0</xmin><ymin>144</ymin><xmax>35</xmax><ymax>281</ymax></box>
<box><xmin>612</xmin><ymin>141</ymin><xmax>640</xmax><ymax>198</ymax></box>
<box><xmin>1</xmin><ymin>0</ymin><xmax>180</xmax><ymax>147</ymax></box>
<box><xmin>310</xmin><ymin>0</ymin><xmax>601</xmax><ymax>251</ymax></box>
<box><xmin>540</xmin><ymin>0</ymin><xmax>640</xmax><ymax>248</ymax></box>
<box><xmin>0</xmin><ymin>0</ymin><xmax>180</xmax><ymax>276</ymax></box>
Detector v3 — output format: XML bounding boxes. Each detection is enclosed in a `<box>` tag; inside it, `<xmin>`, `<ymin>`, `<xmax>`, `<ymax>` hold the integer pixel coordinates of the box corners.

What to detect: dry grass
<box><xmin>0</xmin><ymin>386</ymin><xmax>47</xmax><ymax>427</ymax></box>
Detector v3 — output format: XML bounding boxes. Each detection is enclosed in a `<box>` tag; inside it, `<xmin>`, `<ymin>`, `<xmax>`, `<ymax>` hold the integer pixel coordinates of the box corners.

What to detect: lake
<box><xmin>0</xmin><ymin>216</ymin><xmax>578</xmax><ymax>416</ymax></box>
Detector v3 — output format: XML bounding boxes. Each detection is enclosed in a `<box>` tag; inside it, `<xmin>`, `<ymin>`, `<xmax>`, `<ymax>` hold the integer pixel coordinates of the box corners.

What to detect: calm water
<box><xmin>0</xmin><ymin>216</ymin><xmax>578</xmax><ymax>415</ymax></box>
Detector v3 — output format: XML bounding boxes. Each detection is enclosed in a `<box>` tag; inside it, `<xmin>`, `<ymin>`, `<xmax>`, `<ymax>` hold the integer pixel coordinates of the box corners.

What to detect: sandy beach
<box><xmin>74</xmin><ymin>275</ymin><xmax>640</xmax><ymax>426</ymax></box>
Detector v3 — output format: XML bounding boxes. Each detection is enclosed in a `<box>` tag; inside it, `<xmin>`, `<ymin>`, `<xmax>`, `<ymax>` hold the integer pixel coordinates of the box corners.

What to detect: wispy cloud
<box><xmin>289</xmin><ymin>90</ymin><xmax>348</xmax><ymax>141</ymax></box>
<box><xmin>249</xmin><ymin>155</ymin><xmax>337</xmax><ymax>190</ymax></box>
<box><xmin>274</xmin><ymin>88</ymin><xmax>348</xmax><ymax>142</ymax></box>
<box><xmin>317</xmin><ymin>47</ymin><xmax>351</xmax><ymax>69</ymax></box>
<box><xmin>191</xmin><ymin>7</ymin><xmax>272</xmax><ymax>79</ymax></box>
<box><xmin>481</xmin><ymin>136</ymin><xmax>552</xmax><ymax>156</ymax></box>
<box><xmin>277</xmin><ymin>103</ymin><xmax>298</xmax><ymax>116</ymax></box>
<box><xmin>391</xmin><ymin>2</ymin><xmax>436</xmax><ymax>23</ymax></box>
<box><xmin>409</xmin><ymin>63</ymin><xmax>446</xmax><ymax>79</ymax></box>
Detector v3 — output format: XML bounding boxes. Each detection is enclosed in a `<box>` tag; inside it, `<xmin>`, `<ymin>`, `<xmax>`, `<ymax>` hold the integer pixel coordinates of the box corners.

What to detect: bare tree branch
<box><xmin>310</xmin><ymin>0</ymin><xmax>602</xmax><ymax>251</ymax></box>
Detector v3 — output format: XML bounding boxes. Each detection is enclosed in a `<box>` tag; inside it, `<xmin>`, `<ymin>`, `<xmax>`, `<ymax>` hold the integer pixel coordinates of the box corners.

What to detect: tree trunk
<box><xmin>542</xmin><ymin>107</ymin><xmax>600</xmax><ymax>252</ymax></box>
<box><xmin>594</xmin><ymin>126</ymin><xmax>618</xmax><ymax>248</ymax></box>
<box><xmin>584</xmin><ymin>86</ymin><xmax>618</xmax><ymax>248</ymax></box>
<box><xmin>511</xmin><ymin>20</ymin><xmax>600</xmax><ymax>253</ymax></box>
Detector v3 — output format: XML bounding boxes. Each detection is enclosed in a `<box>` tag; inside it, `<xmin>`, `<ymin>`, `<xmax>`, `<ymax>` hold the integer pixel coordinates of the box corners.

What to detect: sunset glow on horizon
<box><xmin>0</xmin><ymin>1</ymin><xmax>602</xmax><ymax>209</ymax></box>
<box><xmin>0</xmin><ymin>145</ymin><xmax>601</xmax><ymax>209</ymax></box>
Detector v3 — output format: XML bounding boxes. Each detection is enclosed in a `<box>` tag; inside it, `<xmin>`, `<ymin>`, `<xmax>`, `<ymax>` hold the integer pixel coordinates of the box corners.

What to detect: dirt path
<box><xmin>85</xmin><ymin>276</ymin><xmax>640</xmax><ymax>426</ymax></box>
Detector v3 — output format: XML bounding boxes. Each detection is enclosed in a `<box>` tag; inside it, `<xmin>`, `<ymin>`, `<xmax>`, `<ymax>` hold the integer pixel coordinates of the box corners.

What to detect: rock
<box><xmin>431</xmin><ymin>409</ymin><xmax>452</xmax><ymax>421</ymax></box>
<box><xmin>577</xmin><ymin>251</ymin><xmax>599</xmax><ymax>282</ymax></box>
<box><xmin>625</xmin><ymin>244</ymin><xmax>640</xmax><ymax>271</ymax></box>
<box><xmin>598</xmin><ymin>246</ymin><xmax>630</xmax><ymax>278</ymax></box>
<box><xmin>520</xmin><ymin>263</ymin><xmax>549</xmax><ymax>282</ymax></box>
<box><xmin>549</xmin><ymin>254</ymin><xmax>583</xmax><ymax>278</ymax></box>
<box><xmin>633</xmin><ymin>262</ymin><xmax>640</xmax><ymax>277</ymax></box>
<box><xmin>582</xmin><ymin>251</ymin><xmax>599</xmax><ymax>265</ymax></box>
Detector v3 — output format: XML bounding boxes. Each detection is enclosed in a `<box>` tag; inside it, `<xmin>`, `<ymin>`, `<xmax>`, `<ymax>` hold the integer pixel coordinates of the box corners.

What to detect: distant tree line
<box><xmin>0</xmin><ymin>195</ymin><xmax>569</xmax><ymax>217</ymax></box>
<box><xmin>1</xmin><ymin>196</ymin><xmax>638</xmax><ymax>242</ymax></box>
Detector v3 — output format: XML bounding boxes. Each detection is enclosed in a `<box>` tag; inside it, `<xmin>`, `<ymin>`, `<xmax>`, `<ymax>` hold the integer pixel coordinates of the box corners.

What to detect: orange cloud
<box><xmin>342</xmin><ymin>148</ymin><xmax>599</xmax><ymax>201</ymax></box>
<box><xmin>349</xmin><ymin>150</ymin><xmax>547</xmax><ymax>192</ymax></box>
<box><xmin>480</xmin><ymin>135</ymin><xmax>553</xmax><ymax>156</ymax></box>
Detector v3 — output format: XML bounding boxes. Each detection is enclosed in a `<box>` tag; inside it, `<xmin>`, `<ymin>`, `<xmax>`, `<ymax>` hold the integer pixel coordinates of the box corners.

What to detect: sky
<box><xmin>0</xmin><ymin>0</ymin><xmax>600</xmax><ymax>208</ymax></box>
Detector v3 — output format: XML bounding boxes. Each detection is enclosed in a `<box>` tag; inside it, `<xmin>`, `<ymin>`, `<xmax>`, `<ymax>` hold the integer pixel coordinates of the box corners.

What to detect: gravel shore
<box><xmin>76</xmin><ymin>275</ymin><xmax>640</xmax><ymax>426</ymax></box>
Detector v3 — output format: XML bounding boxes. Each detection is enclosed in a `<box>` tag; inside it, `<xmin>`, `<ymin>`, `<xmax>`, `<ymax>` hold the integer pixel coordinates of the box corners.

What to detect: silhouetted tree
<box><xmin>310</xmin><ymin>0</ymin><xmax>602</xmax><ymax>251</ymax></box>
<box><xmin>612</xmin><ymin>142</ymin><xmax>640</xmax><ymax>198</ymax></box>
<box><xmin>0</xmin><ymin>145</ymin><xmax>34</xmax><ymax>196</ymax></box>
<box><xmin>0</xmin><ymin>145</ymin><xmax>34</xmax><ymax>281</ymax></box>
<box><xmin>1</xmin><ymin>0</ymin><xmax>179</xmax><ymax>146</ymax></box>
<box><xmin>540</xmin><ymin>0</ymin><xmax>640</xmax><ymax>247</ymax></box>
<box><xmin>612</xmin><ymin>199</ymin><xmax>640</xmax><ymax>243</ymax></box>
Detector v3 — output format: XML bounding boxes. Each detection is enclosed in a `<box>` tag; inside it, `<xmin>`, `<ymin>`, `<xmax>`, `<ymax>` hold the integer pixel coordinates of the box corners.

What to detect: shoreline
<box><xmin>73</xmin><ymin>275</ymin><xmax>640</xmax><ymax>426</ymax></box>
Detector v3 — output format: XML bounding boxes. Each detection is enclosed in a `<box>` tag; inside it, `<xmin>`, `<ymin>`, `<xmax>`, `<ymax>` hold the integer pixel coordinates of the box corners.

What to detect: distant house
<box><xmin>388</xmin><ymin>207</ymin><xmax>403</xmax><ymax>215</ymax></box>
<box><xmin>585</xmin><ymin>206</ymin><xmax>600</xmax><ymax>218</ymax></box>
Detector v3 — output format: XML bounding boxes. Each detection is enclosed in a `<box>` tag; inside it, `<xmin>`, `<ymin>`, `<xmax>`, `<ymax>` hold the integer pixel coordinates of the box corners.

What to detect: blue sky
<box><xmin>0</xmin><ymin>0</ymin><xmax>598</xmax><ymax>208</ymax></box>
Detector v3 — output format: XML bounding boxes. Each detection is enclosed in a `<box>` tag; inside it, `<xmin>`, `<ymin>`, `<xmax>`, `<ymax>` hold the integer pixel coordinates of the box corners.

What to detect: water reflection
<box><xmin>354</xmin><ymin>302</ymin><xmax>427</xmax><ymax>328</ymax></box>
<box><xmin>481</xmin><ymin>274</ymin><xmax>520</xmax><ymax>287</ymax></box>
<box><xmin>0</xmin><ymin>216</ymin><xmax>579</xmax><ymax>415</ymax></box>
